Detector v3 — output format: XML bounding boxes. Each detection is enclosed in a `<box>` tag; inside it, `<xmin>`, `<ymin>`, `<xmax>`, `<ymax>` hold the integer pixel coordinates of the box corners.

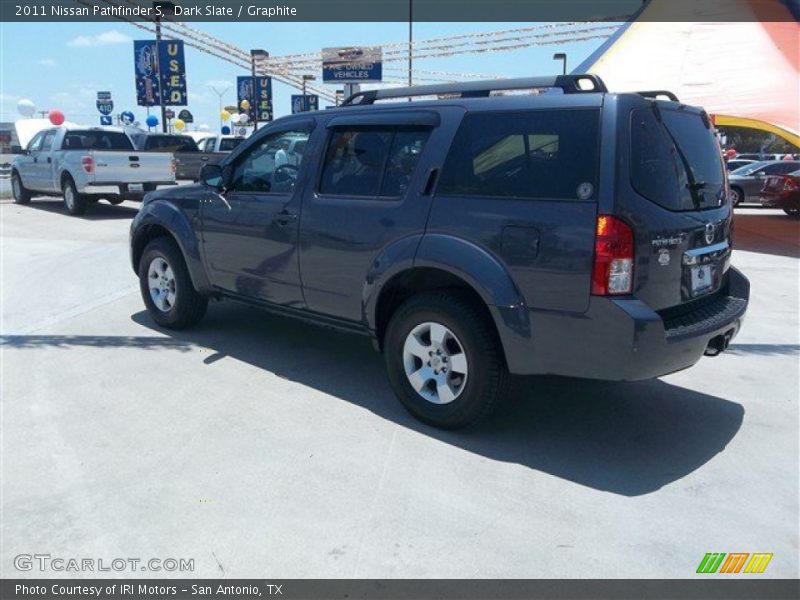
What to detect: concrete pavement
<box><xmin>1</xmin><ymin>199</ymin><xmax>798</xmax><ymax>578</ymax></box>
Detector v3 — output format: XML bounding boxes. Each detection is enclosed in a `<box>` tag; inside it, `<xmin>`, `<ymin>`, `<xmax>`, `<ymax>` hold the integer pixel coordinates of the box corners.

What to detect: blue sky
<box><xmin>0</xmin><ymin>21</ymin><xmax>612</xmax><ymax>130</ymax></box>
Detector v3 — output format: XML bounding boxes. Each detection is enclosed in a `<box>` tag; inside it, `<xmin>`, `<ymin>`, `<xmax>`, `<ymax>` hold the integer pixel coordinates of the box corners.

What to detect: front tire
<box><xmin>11</xmin><ymin>171</ymin><xmax>31</xmax><ymax>204</ymax></box>
<box><xmin>138</xmin><ymin>237</ymin><xmax>208</xmax><ymax>329</ymax></box>
<box><xmin>62</xmin><ymin>176</ymin><xmax>87</xmax><ymax>215</ymax></box>
<box><xmin>383</xmin><ymin>290</ymin><xmax>509</xmax><ymax>429</ymax></box>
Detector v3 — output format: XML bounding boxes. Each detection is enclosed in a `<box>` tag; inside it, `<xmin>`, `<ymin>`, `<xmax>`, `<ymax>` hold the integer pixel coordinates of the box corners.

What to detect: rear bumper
<box><xmin>760</xmin><ymin>194</ymin><xmax>799</xmax><ymax>210</ymax></box>
<box><xmin>495</xmin><ymin>266</ymin><xmax>749</xmax><ymax>380</ymax></box>
<box><xmin>82</xmin><ymin>181</ymin><xmax>177</xmax><ymax>199</ymax></box>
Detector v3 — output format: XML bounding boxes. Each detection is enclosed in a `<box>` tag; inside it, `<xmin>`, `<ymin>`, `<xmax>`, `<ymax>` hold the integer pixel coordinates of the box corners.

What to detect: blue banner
<box><xmin>322</xmin><ymin>46</ymin><xmax>382</xmax><ymax>83</ymax></box>
<box><xmin>291</xmin><ymin>95</ymin><xmax>319</xmax><ymax>114</ymax></box>
<box><xmin>159</xmin><ymin>40</ymin><xmax>188</xmax><ymax>106</ymax></box>
<box><xmin>238</xmin><ymin>75</ymin><xmax>273</xmax><ymax>122</ymax></box>
<box><xmin>134</xmin><ymin>40</ymin><xmax>159</xmax><ymax>107</ymax></box>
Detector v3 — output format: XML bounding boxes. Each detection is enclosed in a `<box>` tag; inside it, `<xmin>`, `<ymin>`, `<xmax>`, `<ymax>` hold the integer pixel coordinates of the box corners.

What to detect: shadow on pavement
<box><xmin>120</xmin><ymin>301</ymin><xmax>745</xmax><ymax>497</ymax></box>
<box><xmin>16</xmin><ymin>197</ymin><xmax>139</xmax><ymax>220</ymax></box>
<box><xmin>733</xmin><ymin>211</ymin><xmax>800</xmax><ymax>258</ymax></box>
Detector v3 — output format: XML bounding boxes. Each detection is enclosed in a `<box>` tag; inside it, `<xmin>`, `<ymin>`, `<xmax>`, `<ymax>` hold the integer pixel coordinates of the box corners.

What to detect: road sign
<box><xmin>100</xmin><ymin>116</ymin><xmax>113</xmax><ymax>126</ymax></box>
<box><xmin>322</xmin><ymin>46</ymin><xmax>382</xmax><ymax>83</ymax></box>
<box><xmin>120</xmin><ymin>111</ymin><xmax>135</xmax><ymax>125</ymax></box>
<box><xmin>96</xmin><ymin>91</ymin><xmax>114</xmax><ymax>115</ymax></box>
<box><xmin>291</xmin><ymin>95</ymin><xmax>319</xmax><ymax>114</ymax></box>
<box><xmin>178</xmin><ymin>109</ymin><xmax>193</xmax><ymax>123</ymax></box>
<box><xmin>165</xmin><ymin>109</ymin><xmax>175</xmax><ymax>119</ymax></box>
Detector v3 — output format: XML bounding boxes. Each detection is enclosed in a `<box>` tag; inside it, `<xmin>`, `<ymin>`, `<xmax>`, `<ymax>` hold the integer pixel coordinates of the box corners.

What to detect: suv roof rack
<box><xmin>341</xmin><ymin>74</ymin><xmax>609</xmax><ymax>106</ymax></box>
<box><xmin>636</xmin><ymin>90</ymin><xmax>680</xmax><ymax>102</ymax></box>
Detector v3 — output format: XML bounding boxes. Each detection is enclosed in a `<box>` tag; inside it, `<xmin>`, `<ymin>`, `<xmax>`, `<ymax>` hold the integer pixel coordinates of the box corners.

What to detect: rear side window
<box><xmin>630</xmin><ymin>107</ymin><xmax>725</xmax><ymax>211</ymax></box>
<box><xmin>437</xmin><ymin>109</ymin><xmax>600</xmax><ymax>200</ymax></box>
<box><xmin>319</xmin><ymin>126</ymin><xmax>430</xmax><ymax>198</ymax></box>
<box><xmin>219</xmin><ymin>138</ymin><xmax>244</xmax><ymax>152</ymax></box>
<box><xmin>62</xmin><ymin>131</ymin><xmax>134</xmax><ymax>151</ymax></box>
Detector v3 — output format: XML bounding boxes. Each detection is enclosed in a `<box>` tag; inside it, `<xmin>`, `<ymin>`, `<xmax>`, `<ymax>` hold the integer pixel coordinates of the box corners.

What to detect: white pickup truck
<box><xmin>10</xmin><ymin>126</ymin><xmax>175</xmax><ymax>215</ymax></box>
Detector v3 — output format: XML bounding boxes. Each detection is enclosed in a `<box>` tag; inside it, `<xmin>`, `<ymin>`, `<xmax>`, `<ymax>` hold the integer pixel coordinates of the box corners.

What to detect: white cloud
<box><xmin>36</xmin><ymin>58</ymin><xmax>57</xmax><ymax>67</ymax></box>
<box><xmin>68</xmin><ymin>30</ymin><xmax>132</xmax><ymax>48</ymax></box>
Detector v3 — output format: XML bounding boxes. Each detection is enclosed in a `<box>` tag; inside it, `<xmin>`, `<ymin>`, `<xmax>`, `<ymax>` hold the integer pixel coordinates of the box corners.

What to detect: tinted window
<box><xmin>438</xmin><ymin>109</ymin><xmax>599</xmax><ymax>200</ymax></box>
<box><xmin>630</xmin><ymin>107</ymin><xmax>724</xmax><ymax>211</ymax></box>
<box><xmin>144</xmin><ymin>135</ymin><xmax>198</xmax><ymax>152</ymax></box>
<box><xmin>62</xmin><ymin>131</ymin><xmax>134</xmax><ymax>150</ymax></box>
<box><xmin>203</xmin><ymin>138</ymin><xmax>215</xmax><ymax>152</ymax></box>
<box><xmin>219</xmin><ymin>138</ymin><xmax>244</xmax><ymax>152</ymax></box>
<box><xmin>763</xmin><ymin>162</ymin><xmax>800</xmax><ymax>175</ymax></box>
<box><xmin>319</xmin><ymin>127</ymin><xmax>429</xmax><ymax>198</ymax></box>
<box><xmin>230</xmin><ymin>129</ymin><xmax>310</xmax><ymax>194</ymax></box>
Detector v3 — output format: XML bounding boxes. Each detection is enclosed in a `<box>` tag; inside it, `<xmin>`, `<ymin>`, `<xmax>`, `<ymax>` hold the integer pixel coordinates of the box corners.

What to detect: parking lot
<box><xmin>1</xmin><ymin>197</ymin><xmax>798</xmax><ymax>578</ymax></box>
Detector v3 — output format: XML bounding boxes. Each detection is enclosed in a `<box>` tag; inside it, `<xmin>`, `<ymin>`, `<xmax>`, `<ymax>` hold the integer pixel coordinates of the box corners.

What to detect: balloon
<box><xmin>221</xmin><ymin>126</ymin><xmax>231</xmax><ymax>135</ymax></box>
<box><xmin>198</xmin><ymin>124</ymin><xmax>210</xmax><ymax>132</ymax></box>
<box><xmin>220</xmin><ymin>110</ymin><xmax>230</xmax><ymax>121</ymax></box>
<box><xmin>238</xmin><ymin>112</ymin><xmax>249</xmax><ymax>124</ymax></box>
<box><xmin>48</xmin><ymin>110</ymin><xmax>65</xmax><ymax>126</ymax></box>
<box><xmin>146</xmin><ymin>115</ymin><xmax>159</xmax><ymax>128</ymax></box>
<box><xmin>239</xmin><ymin>99</ymin><xmax>250</xmax><ymax>110</ymax></box>
<box><xmin>174</xmin><ymin>118</ymin><xmax>185</xmax><ymax>131</ymax></box>
<box><xmin>120</xmin><ymin>111</ymin><xmax>135</xmax><ymax>125</ymax></box>
<box><xmin>17</xmin><ymin>99</ymin><xmax>35</xmax><ymax>117</ymax></box>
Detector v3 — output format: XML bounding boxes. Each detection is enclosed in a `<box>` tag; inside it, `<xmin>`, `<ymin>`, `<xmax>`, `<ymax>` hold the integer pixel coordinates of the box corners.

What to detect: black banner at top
<box><xmin>1</xmin><ymin>0</ymin><xmax>799</xmax><ymax>22</ymax></box>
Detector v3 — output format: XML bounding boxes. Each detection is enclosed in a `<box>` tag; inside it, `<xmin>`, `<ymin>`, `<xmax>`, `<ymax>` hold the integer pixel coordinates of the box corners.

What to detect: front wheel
<box><xmin>11</xmin><ymin>172</ymin><xmax>31</xmax><ymax>204</ymax></box>
<box><xmin>784</xmin><ymin>208</ymin><xmax>800</xmax><ymax>218</ymax></box>
<box><xmin>138</xmin><ymin>237</ymin><xmax>208</xmax><ymax>329</ymax></box>
<box><xmin>729</xmin><ymin>187</ymin><xmax>744</xmax><ymax>207</ymax></box>
<box><xmin>383</xmin><ymin>290</ymin><xmax>509</xmax><ymax>429</ymax></box>
<box><xmin>62</xmin><ymin>176</ymin><xmax>87</xmax><ymax>215</ymax></box>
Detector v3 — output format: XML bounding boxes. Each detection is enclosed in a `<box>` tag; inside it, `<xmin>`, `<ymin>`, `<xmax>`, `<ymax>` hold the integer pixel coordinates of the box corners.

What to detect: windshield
<box><xmin>730</xmin><ymin>161</ymin><xmax>769</xmax><ymax>176</ymax></box>
<box><xmin>63</xmin><ymin>131</ymin><xmax>133</xmax><ymax>151</ymax></box>
<box><xmin>144</xmin><ymin>135</ymin><xmax>198</xmax><ymax>152</ymax></box>
<box><xmin>630</xmin><ymin>106</ymin><xmax>725</xmax><ymax>211</ymax></box>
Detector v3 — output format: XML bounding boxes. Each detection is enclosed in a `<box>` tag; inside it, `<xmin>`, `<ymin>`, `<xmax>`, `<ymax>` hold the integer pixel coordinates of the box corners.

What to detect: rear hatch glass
<box><xmin>63</xmin><ymin>131</ymin><xmax>133</xmax><ymax>151</ymax></box>
<box><xmin>630</xmin><ymin>107</ymin><xmax>725</xmax><ymax>211</ymax></box>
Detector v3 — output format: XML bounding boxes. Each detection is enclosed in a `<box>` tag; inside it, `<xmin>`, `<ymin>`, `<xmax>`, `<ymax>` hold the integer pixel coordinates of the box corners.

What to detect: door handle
<box><xmin>47</xmin><ymin>157</ymin><xmax>52</xmax><ymax>164</ymax></box>
<box><xmin>274</xmin><ymin>210</ymin><xmax>297</xmax><ymax>226</ymax></box>
<box><xmin>33</xmin><ymin>157</ymin><xmax>38</xmax><ymax>164</ymax></box>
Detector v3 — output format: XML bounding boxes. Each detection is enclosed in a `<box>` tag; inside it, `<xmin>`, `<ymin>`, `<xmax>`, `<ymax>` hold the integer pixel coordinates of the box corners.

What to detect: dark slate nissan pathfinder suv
<box><xmin>130</xmin><ymin>75</ymin><xmax>749</xmax><ymax>429</ymax></box>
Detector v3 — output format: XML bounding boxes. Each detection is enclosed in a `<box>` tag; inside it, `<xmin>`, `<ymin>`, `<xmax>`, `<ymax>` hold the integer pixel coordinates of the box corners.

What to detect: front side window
<box><xmin>229</xmin><ymin>129</ymin><xmax>310</xmax><ymax>194</ymax></box>
<box><xmin>40</xmin><ymin>130</ymin><xmax>57</xmax><ymax>152</ymax></box>
<box><xmin>203</xmin><ymin>138</ymin><xmax>215</xmax><ymax>152</ymax></box>
<box><xmin>27</xmin><ymin>132</ymin><xmax>44</xmax><ymax>152</ymax></box>
<box><xmin>319</xmin><ymin>126</ymin><xmax>430</xmax><ymax>198</ymax></box>
<box><xmin>438</xmin><ymin>109</ymin><xmax>600</xmax><ymax>200</ymax></box>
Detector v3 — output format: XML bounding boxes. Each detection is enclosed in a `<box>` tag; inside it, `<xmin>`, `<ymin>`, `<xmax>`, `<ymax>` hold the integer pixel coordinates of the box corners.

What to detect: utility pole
<box><xmin>301</xmin><ymin>74</ymin><xmax>316</xmax><ymax>111</ymax></box>
<box><xmin>408</xmin><ymin>0</ymin><xmax>413</xmax><ymax>88</ymax></box>
<box><xmin>210</xmin><ymin>85</ymin><xmax>230</xmax><ymax>131</ymax></box>
<box><xmin>250</xmin><ymin>49</ymin><xmax>269</xmax><ymax>132</ymax></box>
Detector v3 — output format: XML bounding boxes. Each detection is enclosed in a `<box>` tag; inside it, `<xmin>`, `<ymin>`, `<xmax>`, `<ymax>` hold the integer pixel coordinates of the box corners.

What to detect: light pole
<box><xmin>408</xmin><ymin>0</ymin><xmax>413</xmax><ymax>87</ymax></box>
<box><xmin>553</xmin><ymin>52</ymin><xmax>567</xmax><ymax>75</ymax></box>
<box><xmin>301</xmin><ymin>74</ymin><xmax>316</xmax><ymax>98</ymax></box>
<box><xmin>250</xmin><ymin>49</ymin><xmax>269</xmax><ymax>132</ymax></box>
<box><xmin>210</xmin><ymin>85</ymin><xmax>230</xmax><ymax>131</ymax></box>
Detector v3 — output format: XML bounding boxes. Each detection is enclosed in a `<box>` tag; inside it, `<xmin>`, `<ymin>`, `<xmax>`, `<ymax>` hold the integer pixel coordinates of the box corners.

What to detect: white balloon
<box><xmin>17</xmin><ymin>99</ymin><xmax>35</xmax><ymax>117</ymax></box>
<box><xmin>238</xmin><ymin>113</ymin><xmax>249</xmax><ymax>124</ymax></box>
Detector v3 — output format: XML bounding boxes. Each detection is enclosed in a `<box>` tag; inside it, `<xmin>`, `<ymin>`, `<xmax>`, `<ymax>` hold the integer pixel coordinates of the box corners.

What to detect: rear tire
<box><xmin>62</xmin><ymin>176</ymin><xmax>87</xmax><ymax>215</ymax></box>
<box><xmin>729</xmin><ymin>186</ymin><xmax>744</xmax><ymax>207</ymax></box>
<box><xmin>383</xmin><ymin>290</ymin><xmax>509</xmax><ymax>429</ymax></box>
<box><xmin>11</xmin><ymin>171</ymin><xmax>31</xmax><ymax>204</ymax></box>
<box><xmin>107</xmin><ymin>197</ymin><xmax>125</xmax><ymax>205</ymax></box>
<box><xmin>784</xmin><ymin>208</ymin><xmax>800</xmax><ymax>218</ymax></box>
<box><xmin>138</xmin><ymin>237</ymin><xmax>208</xmax><ymax>329</ymax></box>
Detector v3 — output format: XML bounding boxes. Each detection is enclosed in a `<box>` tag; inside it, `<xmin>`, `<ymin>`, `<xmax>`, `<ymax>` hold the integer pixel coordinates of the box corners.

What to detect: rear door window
<box><xmin>62</xmin><ymin>131</ymin><xmax>134</xmax><ymax>150</ymax></box>
<box><xmin>630</xmin><ymin>107</ymin><xmax>725</xmax><ymax>211</ymax></box>
<box><xmin>319</xmin><ymin>126</ymin><xmax>430</xmax><ymax>198</ymax></box>
<box><xmin>437</xmin><ymin>109</ymin><xmax>600</xmax><ymax>200</ymax></box>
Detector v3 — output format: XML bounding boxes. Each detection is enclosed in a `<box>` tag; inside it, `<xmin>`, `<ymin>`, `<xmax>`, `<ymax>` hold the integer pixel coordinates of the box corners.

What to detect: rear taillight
<box><xmin>81</xmin><ymin>156</ymin><xmax>94</xmax><ymax>173</ymax></box>
<box><xmin>171</xmin><ymin>157</ymin><xmax>177</xmax><ymax>174</ymax></box>
<box><xmin>592</xmin><ymin>215</ymin><xmax>634</xmax><ymax>296</ymax></box>
<box><xmin>784</xmin><ymin>178</ymin><xmax>799</xmax><ymax>192</ymax></box>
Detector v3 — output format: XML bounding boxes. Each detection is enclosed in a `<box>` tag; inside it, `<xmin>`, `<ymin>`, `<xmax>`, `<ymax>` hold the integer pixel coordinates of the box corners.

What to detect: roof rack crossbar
<box><xmin>341</xmin><ymin>74</ymin><xmax>608</xmax><ymax>106</ymax></box>
<box><xmin>637</xmin><ymin>90</ymin><xmax>680</xmax><ymax>102</ymax></box>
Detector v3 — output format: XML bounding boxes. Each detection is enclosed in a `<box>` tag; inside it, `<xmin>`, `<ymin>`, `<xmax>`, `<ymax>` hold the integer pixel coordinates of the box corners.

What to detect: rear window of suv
<box><xmin>630</xmin><ymin>106</ymin><xmax>725</xmax><ymax>211</ymax></box>
<box><xmin>437</xmin><ymin>109</ymin><xmax>600</xmax><ymax>201</ymax></box>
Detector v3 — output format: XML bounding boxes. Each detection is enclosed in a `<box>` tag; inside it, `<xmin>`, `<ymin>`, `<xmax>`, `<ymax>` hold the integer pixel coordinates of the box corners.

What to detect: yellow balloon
<box><xmin>174</xmin><ymin>118</ymin><xmax>185</xmax><ymax>131</ymax></box>
<box><xmin>220</xmin><ymin>110</ymin><xmax>231</xmax><ymax>121</ymax></box>
<box><xmin>240</xmin><ymin>99</ymin><xmax>251</xmax><ymax>110</ymax></box>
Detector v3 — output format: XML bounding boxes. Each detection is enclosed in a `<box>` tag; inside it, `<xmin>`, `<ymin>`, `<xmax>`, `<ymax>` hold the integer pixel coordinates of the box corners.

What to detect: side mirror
<box><xmin>200</xmin><ymin>164</ymin><xmax>225</xmax><ymax>190</ymax></box>
<box><xmin>10</xmin><ymin>145</ymin><xmax>25</xmax><ymax>155</ymax></box>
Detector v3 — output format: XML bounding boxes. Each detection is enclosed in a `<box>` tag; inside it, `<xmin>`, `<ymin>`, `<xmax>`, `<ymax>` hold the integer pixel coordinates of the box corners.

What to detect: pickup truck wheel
<box><xmin>11</xmin><ymin>172</ymin><xmax>32</xmax><ymax>204</ymax></box>
<box><xmin>139</xmin><ymin>237</ymin><xmax>208</xmax><ymax>329</ymax></box>
<box><xmin>62</xmin><ymin>176</ymin><xmax>87</xmax><ymax>215</ymax></box>
<box><xmin>106</xmin><ymin>197</ymin><xmax>125</xmax><ymax>205</ymax></box>
<box><xmin>384</xmin><ymin>290</ymin><xmax>509</xmax><ymax>429</ymax></box>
